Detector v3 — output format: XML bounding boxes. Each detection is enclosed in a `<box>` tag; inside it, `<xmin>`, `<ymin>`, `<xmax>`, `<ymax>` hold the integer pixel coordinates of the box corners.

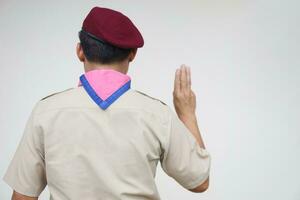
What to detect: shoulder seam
<box><xmin>40</xmin><ymin>88</ymin><xmax>74</xmax><ymax>101</ymax></box>
<box><xmin>134</xmin><ymin>89</ymin><xmax>167</xmax><ymax>106</ymax></box>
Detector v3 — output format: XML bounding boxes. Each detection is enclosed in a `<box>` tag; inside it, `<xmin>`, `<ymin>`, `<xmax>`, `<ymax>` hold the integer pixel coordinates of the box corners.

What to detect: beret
<box><xmin>81</xmin><ymin>7</ymin><xmax>144</xmax><ymax>49</ymax></box>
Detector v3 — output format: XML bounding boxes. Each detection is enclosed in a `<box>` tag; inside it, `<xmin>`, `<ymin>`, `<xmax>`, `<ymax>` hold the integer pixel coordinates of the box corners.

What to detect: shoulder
<box><xmin>128</xmin><ymin>89</ymin><xmax>173</xmax><ymax>124</ymax></box>
<box><xmin>36</xmin><ymin>87</ymin><xmax>80</xmax><ymax>114</ymax></box>
<box><xmin>132</xmin><ymin>89</ymin><xmax>168</xmax><ymax>106</ymax></box>
<box><xmin>39</xmin><ymin>88</ymin><xmax>75</xmax><ymax>101</ymax></box>
<box><xmin>129</xmin><ymin>89</ymin><xmax>173</xmax><ymax>126</ymax></box>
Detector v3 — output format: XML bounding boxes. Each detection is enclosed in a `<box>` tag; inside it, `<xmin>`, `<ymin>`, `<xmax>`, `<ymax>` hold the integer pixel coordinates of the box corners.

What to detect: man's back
<box><xmin>40</xmin><ymin>87</ymin><xmax>169</xmax><ymax>199</ymax></box>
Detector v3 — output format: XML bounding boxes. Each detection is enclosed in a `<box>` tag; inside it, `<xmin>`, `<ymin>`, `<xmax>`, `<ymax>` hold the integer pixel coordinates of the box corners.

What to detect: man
<box><xmin>4</xmin><ymin>6</ymin><xmax>211</xmax><ymax>200</ymax></box>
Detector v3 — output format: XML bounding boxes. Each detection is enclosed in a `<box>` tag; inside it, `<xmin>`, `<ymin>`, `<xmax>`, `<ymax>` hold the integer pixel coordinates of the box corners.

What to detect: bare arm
<box><xmin>173</xmin><ymin>64</ymin><xmax>209</xmax><ymax>193</ymax></box>
<box><xmin>11</xmin><ymin>191</ymin><xmax>38</xmax><ymax>200</ymax></box>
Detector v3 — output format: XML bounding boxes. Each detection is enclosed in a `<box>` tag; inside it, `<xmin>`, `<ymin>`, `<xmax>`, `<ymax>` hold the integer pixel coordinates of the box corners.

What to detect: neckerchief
<box><xmin>78</xmin><ymin>69</ymin><xmax>131</xmax><ymax>110</ymax></box>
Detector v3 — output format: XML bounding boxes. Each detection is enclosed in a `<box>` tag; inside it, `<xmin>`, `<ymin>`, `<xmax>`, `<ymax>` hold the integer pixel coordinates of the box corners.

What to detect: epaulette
<box><xmin>40</xmin><ymin>88</ymin><xmax>74</xmax><ymax>101</ymax></box>
<box><xmin>134</xmin><ymin>90</ymin><xmax>167</xmax><ymax>106</ymax></box>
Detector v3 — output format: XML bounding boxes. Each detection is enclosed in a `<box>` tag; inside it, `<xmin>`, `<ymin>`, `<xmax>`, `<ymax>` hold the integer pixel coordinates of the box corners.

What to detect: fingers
<box><xmin>174</xmin><ymin>64</ymin><xmax>192</xmax><ymax>94</ymax></box>
<box><xmin>174</xmin><ymin>68</ymin><xmax>181</xmax><ymax>93</ymax></box>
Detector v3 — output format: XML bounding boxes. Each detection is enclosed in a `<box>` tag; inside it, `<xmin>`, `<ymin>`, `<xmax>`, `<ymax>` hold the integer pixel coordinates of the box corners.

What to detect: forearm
<box><xmin>179</xmin><ymin>114</ymin><xmax>206</xmax><ymax>149</ymax></box>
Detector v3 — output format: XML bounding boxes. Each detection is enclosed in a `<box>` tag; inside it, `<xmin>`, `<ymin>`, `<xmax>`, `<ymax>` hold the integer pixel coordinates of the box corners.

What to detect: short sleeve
<box><xmin>3</xmin><ymin>102</ymin><xmax>47</xmax><ymax>197</ymax></box>
<box><xmin>160</xmin><ymin>107</ymin><xmax>211</xmax><ymax>190</ymax></box>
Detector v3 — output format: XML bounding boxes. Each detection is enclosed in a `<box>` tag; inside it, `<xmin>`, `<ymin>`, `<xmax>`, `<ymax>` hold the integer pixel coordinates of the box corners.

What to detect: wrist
<box><xmin>178</xmin><ymin>113</ymin><xmax>197</xmax><ymax>123</ymax></box>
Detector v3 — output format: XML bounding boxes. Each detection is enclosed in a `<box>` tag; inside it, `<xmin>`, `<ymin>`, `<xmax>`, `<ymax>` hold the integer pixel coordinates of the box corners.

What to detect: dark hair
<box><xmin>78</xmin><ymin>30</ymin><xmax>133</xmax><ymax>64</ymax></box>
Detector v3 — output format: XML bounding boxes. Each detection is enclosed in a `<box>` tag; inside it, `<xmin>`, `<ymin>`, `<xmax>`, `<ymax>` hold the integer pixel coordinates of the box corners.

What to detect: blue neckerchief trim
<box><xmin>79</xmin><ymin>74</ymin><xmax>131</xmax><ymax>110</ymax></box>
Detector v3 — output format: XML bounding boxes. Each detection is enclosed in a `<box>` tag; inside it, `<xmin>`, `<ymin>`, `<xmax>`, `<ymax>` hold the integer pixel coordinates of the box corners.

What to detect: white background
<box><xmin>0</xmin><ymin>0</ymin><xmax>299</xmax><ymax>199</ymax></box>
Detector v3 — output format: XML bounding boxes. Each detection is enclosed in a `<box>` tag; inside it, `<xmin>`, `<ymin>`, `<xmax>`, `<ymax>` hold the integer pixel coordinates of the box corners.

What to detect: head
<box><xmin>76</xmin><ymin>30</ymin><xmax>137</xmax><ymax>74</ymax></box>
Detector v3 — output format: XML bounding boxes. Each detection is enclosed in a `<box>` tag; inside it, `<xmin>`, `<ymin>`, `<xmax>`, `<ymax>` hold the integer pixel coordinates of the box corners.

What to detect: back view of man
<box><xmin>3</xmin><ymin>7</ymin><xmax>211</xmax><ymax>200</ymax></box>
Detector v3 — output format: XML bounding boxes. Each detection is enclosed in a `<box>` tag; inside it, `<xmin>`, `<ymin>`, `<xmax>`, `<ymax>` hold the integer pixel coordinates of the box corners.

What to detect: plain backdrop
<box><xmin>0</xmin><ymin>0</ymin><xmax>299</xmax><ymax>199</ymax></box>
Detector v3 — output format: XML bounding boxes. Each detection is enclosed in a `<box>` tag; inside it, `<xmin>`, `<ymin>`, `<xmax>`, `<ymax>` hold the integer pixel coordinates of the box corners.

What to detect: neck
<box><xmin>84</xmin><ymin>60</ymin><xmax>129</xmax><ymax>74</ymax></box>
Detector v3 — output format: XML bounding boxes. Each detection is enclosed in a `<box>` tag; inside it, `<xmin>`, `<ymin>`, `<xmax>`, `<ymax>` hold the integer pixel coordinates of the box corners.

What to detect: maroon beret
<box><xmin>81</xmin><ymin>7</ymin><xmax>144</xmax><ymax>49</ymax></box>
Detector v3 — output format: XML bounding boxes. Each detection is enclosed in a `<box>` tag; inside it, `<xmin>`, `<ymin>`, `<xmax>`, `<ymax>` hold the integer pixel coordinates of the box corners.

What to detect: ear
<box><xmin>76</xmin><ymin>43</ymin><xmax>85</xmax><ymax>62</ymax></box>
<box><xmin>128</xmin><ymin>48</ymin><xmax>137</xmax><ymax>62</ymax></box>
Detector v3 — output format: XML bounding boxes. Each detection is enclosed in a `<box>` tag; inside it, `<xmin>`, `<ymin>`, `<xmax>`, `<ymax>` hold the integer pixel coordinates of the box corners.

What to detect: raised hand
<box><xmin>173</xmin><ymin>64</ymin><xmax>197</xmax><ymax>120</ymax></box>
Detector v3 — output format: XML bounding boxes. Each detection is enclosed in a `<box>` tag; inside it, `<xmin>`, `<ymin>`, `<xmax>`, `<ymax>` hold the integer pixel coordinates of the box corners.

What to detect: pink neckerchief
<box><xmin>78</xmin><ymin>69</ymin><xmax>131</xmax><ymax>103</ymax></box>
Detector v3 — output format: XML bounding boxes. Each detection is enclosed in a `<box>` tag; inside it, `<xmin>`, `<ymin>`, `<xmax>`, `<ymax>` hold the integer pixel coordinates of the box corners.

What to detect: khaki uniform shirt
<box><xmin>4</xmin><ymin>80</ymin><xmax>211</xmax><ymax>199</ymax></box>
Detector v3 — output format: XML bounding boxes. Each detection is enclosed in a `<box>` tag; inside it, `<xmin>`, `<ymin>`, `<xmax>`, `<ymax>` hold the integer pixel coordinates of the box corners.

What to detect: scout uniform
<box><xmin>3</xmin><ymin>7</ymin><xmax>211</xmax><ymax>200</ymax></box>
